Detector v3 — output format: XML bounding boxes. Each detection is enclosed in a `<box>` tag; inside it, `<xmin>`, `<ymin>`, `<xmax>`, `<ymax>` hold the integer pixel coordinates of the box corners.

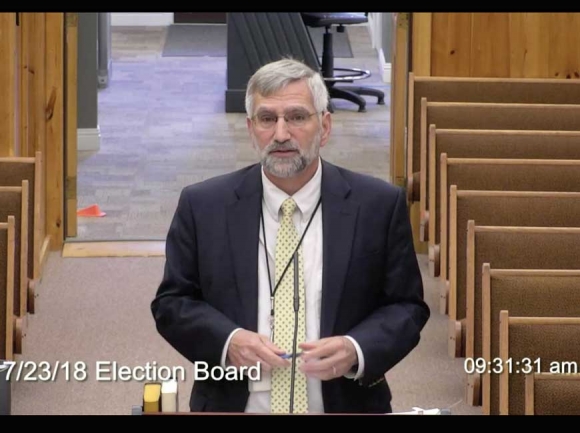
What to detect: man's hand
<box><xmin>227</xmin><ymin>329</ymin><xmax>290</xmax><ymax>372</ymax></box>
<box><xmin>298</xmin><ymin>336</ymin><xmax>358</xmax><ymax>380</ymax></box>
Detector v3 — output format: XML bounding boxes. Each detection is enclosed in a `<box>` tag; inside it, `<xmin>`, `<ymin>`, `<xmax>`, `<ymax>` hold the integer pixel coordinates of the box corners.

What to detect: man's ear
<box><xmin>246</xmin><ymin>116</ymin><xmax>252</xmax><ymax>134</ymax></box>
<box><xmin>319</xmin><ymin>111</ymin><xmax>332</xmax><ymax>148</ymax></box>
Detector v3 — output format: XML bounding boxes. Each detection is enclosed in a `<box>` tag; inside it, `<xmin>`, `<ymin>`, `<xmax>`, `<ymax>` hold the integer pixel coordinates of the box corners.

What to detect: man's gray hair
<box><xmin>245</xmin><ymin>58</ymin><xmax>329</xmax><ymax>116</ymax></box>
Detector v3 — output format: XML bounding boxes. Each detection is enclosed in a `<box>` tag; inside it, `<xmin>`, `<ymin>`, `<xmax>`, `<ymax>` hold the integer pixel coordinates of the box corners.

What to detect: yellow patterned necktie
<box><xmin>270</xmin><ymin>197</ymin><xmax>308</xmax><ymax>414</ymax></box>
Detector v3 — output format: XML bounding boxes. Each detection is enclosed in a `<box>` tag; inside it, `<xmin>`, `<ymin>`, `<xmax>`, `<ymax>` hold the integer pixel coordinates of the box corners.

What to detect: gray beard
<box><xmin>254</xmin><ymin>132</ymin><xmax>321</xmax><ymax>178</ymax></box>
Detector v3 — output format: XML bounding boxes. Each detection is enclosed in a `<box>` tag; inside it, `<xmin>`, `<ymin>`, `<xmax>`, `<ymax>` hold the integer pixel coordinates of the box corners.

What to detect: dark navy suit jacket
<box><xmin>151</xmin><ymin>159</ymin><xmax>430</xmax><ymax>413</ymax></box>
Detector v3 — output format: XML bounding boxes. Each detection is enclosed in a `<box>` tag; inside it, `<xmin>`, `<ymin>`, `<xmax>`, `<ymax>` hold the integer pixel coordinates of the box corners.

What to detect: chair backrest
<box><xmin>499</xmin><ymin>312</ymin><xmax>580</xmax><ymax>415</ymax></box>
<box><xmin>482</xmin><ymin>269</ymin><xmax>580</xmax><ymax>415</ymax></box>
<box><xmin>525</xmin><ymin>373</ymin><xmax>580</xmax><ymax>415</ymax></box>
<box><xmin>0</xmin><ymin>217</ymin><xmax>15</xmax><ymax>361</ymax></box>
<box><xmin>226</xmin><ymin>12</ymin><xmax>321</xmax><ymax>112</ymax></box>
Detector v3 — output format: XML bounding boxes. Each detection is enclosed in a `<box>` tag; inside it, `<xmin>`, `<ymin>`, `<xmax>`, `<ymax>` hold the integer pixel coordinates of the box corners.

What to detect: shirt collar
<box><xmin>261</xmin><ymin>157</ymin><xmax>322</xmax><ymax>223</ymax></box>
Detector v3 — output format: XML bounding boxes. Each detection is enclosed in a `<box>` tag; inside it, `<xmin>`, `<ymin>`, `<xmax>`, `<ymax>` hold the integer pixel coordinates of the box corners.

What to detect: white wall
<box><xmin>111</xmin><ymin>13</ymin><xmax>173</xmax><ymax>26</ymax></box>
<box><xmin>367</xmin><ymin>13</ymin><xmax>392</xmax><ymax>83</ymax></box>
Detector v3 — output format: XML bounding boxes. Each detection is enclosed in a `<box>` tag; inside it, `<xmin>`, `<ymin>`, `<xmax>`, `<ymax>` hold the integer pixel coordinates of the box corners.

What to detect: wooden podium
<box><xmin>130</xmin><ymin>405</ymin><xmax>451</xmax><ymax>416</ymax></box>
<box><xmin>134</xmin><ymin>380</ymin><xmax>451</xmax><ymax>415</ymax></box>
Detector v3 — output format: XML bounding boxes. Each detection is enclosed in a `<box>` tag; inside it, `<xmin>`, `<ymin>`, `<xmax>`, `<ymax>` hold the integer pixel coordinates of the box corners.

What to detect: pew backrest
<box><xmin>499</xmin><ymin>313</ymin><xmax>580</xmax><ymax>415</ymax></box>
<box><xmin>427</xmin><ymin>129</ymin><xmax>580</xmax><ymax>251</ymax></box>
<box><xmin>0</xmin><ymin>217</ymin><xmax>15</xmax><ymax>361</ymax></box>
<box><xmin>440</xmin><ymin>158</ymin><xmax>580</xmax><ymax>285</ymax></box>
<box><xmin>482</xmin><ymin>268</ymin><xmax>580</xmax><ymax>415</ymax></box>
<box><xmin>448</xmin><ymin>190</ymin><xmax>580</xmax><ymax>345</ymax></box>
<box><xmin>0</xmin><ymin>152</ymin><xmax>42</xmax><ymax>282</ymax></box>
<box><xmin>0</xmin><ymin>184</ymin><xmax>29</xmax><ymax>318</ymax></box>
<box><xmin>407</xmin><ymin>72</ymin><xmax>580</xmax><ymax>199</ymax></box>
<box><xmin>525</xmin><ymin>373</ymin><xmax>580</xmax><ymax>415</ymax></box>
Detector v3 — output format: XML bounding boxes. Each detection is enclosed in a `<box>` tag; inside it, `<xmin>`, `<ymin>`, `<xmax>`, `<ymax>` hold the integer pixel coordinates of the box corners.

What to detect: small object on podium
<box><xmin>390</xmin><ymin>407</ymin><xmax>450</xmax><ymax>415</ymax></box>
<box><xmin>161</xmin><ymin>377</ymin><xmax>178</xmax><ymax>413</ymax></box>
<box><xmin>143</xmin><ymin>382</ymin><xmax>162</xmax><ymax>413</ymax></box>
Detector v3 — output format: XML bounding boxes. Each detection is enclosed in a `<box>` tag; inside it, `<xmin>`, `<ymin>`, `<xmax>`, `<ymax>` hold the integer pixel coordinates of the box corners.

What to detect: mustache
<box><xmin>266</xmin><ymin>141</ymin><xmax>300</xmax><ymax>153</ymax></box>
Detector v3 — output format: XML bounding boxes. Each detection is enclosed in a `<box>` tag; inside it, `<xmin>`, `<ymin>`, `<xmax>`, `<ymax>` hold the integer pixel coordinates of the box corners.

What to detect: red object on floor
<box><xmin>77</xmin><ymin>204</ymin><xmax>106</xmax><ymax>217</ymax></box>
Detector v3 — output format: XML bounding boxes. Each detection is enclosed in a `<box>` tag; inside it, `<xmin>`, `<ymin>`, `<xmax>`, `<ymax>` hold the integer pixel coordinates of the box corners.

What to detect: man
<box><xmin>151</xmin><ymin>58</ymin><xmax>430</xmax><ymax>414</ymax></box>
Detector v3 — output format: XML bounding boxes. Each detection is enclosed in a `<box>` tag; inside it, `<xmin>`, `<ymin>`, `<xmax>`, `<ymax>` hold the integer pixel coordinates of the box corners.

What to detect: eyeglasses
<box><xmin>251</xmin><ymin>110</ymin><xmax>319</xmax><ymax>130</ymax></box>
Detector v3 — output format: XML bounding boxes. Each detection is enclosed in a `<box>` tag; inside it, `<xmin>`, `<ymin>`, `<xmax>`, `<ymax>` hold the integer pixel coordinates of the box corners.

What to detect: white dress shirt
<box><xmin>220</xmin><ymin>158</ymin><xmax>364</xmax><ymax>413</ymax></box>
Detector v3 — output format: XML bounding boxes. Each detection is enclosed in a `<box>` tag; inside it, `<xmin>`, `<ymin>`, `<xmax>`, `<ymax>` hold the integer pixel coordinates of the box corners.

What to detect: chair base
<box><xmin>327</xmin><ymin>85</ymin><xmax>385</xmax><ymax>113</ymax></box>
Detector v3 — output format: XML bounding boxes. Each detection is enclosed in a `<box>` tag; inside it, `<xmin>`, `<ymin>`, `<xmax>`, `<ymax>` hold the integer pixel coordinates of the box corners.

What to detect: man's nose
<box><xmin>273</xmin><ymin>117</ymin><xmax>292</xmax><ymax>142</ymax></box>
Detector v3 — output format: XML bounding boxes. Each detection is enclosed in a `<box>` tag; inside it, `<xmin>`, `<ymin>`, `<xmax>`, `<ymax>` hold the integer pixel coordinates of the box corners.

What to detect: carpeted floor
<box><xmin>10</xmin><ymin>251</ymin><xmax>482</xmax><ymax>415</ymax></box>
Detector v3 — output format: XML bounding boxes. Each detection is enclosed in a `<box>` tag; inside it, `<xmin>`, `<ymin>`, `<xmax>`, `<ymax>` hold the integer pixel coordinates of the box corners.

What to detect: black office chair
<box><xmin>301</xmin><ymin>12</ymin><xmax>385</xmax><ymax>113</ymax></box>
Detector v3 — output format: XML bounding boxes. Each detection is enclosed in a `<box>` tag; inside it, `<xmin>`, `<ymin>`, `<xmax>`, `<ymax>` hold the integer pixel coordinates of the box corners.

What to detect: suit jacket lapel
<box><xmin>226</xmin><ymin>164</ymin><xmax>262</xmax><ymax>332</ymax></box>
<box><xmin>320</xmin><ymin>160</ymin><xmax>359</xmax><ymax>338</ymax></box>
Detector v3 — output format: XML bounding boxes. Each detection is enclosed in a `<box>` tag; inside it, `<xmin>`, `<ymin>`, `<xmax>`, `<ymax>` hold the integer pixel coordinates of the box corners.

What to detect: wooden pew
<box><xmin>439</xmin><ymin>158</ymin><xmax>580</xmax><ymax>316</ymax></box>
<box><xmin>481</xmin><ymin>269</ymin><xmax>580</xmax><ymax>415</ymax></box>
<box><xmin>0</xmin><ymin>217</ymin><xmax>18</xmax><ymax>361</ymax></box>
<box><xmin>463</xmin><ymin>226</ymin><xmax>580</xmax><ymax>406</ymax></box>
<box><xmin>406</xmin><ymin>73</ymin><xmax>580</xmax><ymax>202</ymax></box>
<box><xmin>0</xmin><ymin>152</ymin><xmax>43</xmax><ymax>314</ymax></box>
<box><xmin>498</xmin><ymin>313</ymin><xmax>580</xmax><ymax>415</ymax></box>
<box><xmin>525</xmin><ymin>373</ymin><xmax>580</xmax><ymax>415</ymax></box>
<box><xmin>428</xmin><ymin>129</ymin><xmax>580</xmax><ymax>278</ymax></box>
<box><xmin>447</xmin><ymin>190</ymin><xmax>580</xmax><ymax>360</ymax></box>
<box><xmin>420</xmin><ymin>102</ymin><xmax>580</xmax><ymax>246</ymax></box>
<box><xmin>0</xmin><ymin>184</ymin><xmax>29</xmax><ymax>323</ymax></box>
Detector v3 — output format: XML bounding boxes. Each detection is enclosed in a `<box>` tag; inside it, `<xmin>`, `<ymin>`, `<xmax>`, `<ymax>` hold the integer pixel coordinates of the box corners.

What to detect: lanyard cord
<box><xmin>261</xmin><ymin>196</ymin><xmax>322</xmax><ymax>300</ymax></box>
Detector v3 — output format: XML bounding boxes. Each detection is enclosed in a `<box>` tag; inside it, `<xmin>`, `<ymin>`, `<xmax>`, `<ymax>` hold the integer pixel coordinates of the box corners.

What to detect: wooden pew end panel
<box><xmin>448</xmin><ymin>318</ymin><xmax>465</xmax><ymax>358</ymax></box>
<box><xmin>28</xmin><ymin>279</ymin><xmax>37</xmax><ymax>314</ymax></box>
<box><xmin>466</xmin><ymin>373</ymin><xmax>482</xmax><ymax>406</ymax></box>
<box><xmin>439</xmin><ymin>279</ymin><xmax>449</xmax><ymax>315</ymax></box>
<box><xmin>407</xmin><ymin>172</ymin><xmax>420</xmax><ymax>203</ymax></box>
<box><xmin>420</xmin><ymin>210</ymin><xmax>429</xmax><ymax>242</ymax></box>
<box><xmin>13</xmin><ymin>316</ymin><xmax>24</xmax><ymax>355</ymax></box>
<box><xmin>428</xmin><ymin>243</ymin><xmax>440</xmax><ymax>277</ymax></box>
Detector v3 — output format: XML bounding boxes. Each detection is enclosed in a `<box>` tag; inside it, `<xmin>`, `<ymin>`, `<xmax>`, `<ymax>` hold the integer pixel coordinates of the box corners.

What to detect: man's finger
<box><xmin>256</xmin><ymin>345</ymin><xmax>291</xmax><ymax>369</ymax></box>
<box><xmin>261</xmin><ymin>337</ymin><xmax>286</xmax><ymax>355</ymax></box>
<box><xmin>300</xmin><ymin>354</ymin><xmax>341</xmax><ymax>374</ymax></box>
<box><xmin>300</xmin><ymin>339</ymin><xmax>340</xmax><ymax>361</ymax></box>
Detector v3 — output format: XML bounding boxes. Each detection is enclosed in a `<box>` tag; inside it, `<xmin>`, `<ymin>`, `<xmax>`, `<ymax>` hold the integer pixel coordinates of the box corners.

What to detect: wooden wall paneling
<box><xmin>411</xmin><ymin>13</ymin><xmax>432</xmax><ymax>76</ymax></box>
<box><xmin>548</xmin><ymin>13</ymin><xmax>580</xmax><ymax>80</ymax></box>
<box><xmin>391</xmin><ymin>13</ymin><xmax>427</xmax><ymax>252</ymax></box>
<box><xmin>431</xmin><ymin>13</ymin><xmax>472</xmax><ymax>77</ymax></box>
<box><xmin>408</xmin><ymin>13</ymin><xmax>431</xmax><ymax>253</ymax></box>
<box><xmin>508</xmin><ymin>13</ymin><xmax>550</xmax><ymax>78</ymax></box>
<box><xmin>44</xmin><ymin>13</ymin><xmax>64</xmax><ymax>251</ymax></box>
<box><xmin>0</xmin><ymin>13</ymin><xmax>17</xmax><ymax>156</ymax></box>
<box><xmin>469</xmin><ymin>13</ymin><xmax>510</xmax><ymax>77</ymax></box>
<box><xmin>19</xmin><ymin>13</ymin><xmax>32</xmax><ymax>157</ymax></box>
<box><xmin>65</xmin><ymin>13</ymin><xmax>78</xmax><ymax>238</ymax></box>
<box><xmin>390</xmin><ymin>12</ymin><xmax>410</xmax><ymax>190</ymax></box>
<box><xmin>29</xmin><ymin>13</ymin><xmax>49</xmax><ymax>265</ymax></box>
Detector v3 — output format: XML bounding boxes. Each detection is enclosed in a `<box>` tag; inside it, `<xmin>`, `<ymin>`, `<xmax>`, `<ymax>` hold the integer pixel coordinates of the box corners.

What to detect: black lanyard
<box><xmin>261</xmin><ymin>196</ymin><xmax>322</xmax><ymax>337</ymax></box>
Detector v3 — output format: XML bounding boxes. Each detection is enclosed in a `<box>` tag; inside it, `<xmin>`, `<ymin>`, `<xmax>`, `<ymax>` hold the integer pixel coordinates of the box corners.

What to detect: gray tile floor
<box><xmin>75</xmin><ymin>24</ymin><xmax>390</xmax><ymax>241</ymax></box>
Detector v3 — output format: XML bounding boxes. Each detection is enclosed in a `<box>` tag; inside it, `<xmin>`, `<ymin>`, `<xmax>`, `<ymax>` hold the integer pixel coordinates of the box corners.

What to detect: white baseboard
<box><xmin>378</xmin><ymin>48</ymin><xmax>392</xmax><ymax>83</ymax></box>
<box><xmin>111</xmin><ymin>13</ymin><xmax>173</xmax><ymax>26</ymax></box>
<box><xmin>78</xmin><ymin>128</ymin><xmax>101</xmax><ymax>151</ymax></box>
